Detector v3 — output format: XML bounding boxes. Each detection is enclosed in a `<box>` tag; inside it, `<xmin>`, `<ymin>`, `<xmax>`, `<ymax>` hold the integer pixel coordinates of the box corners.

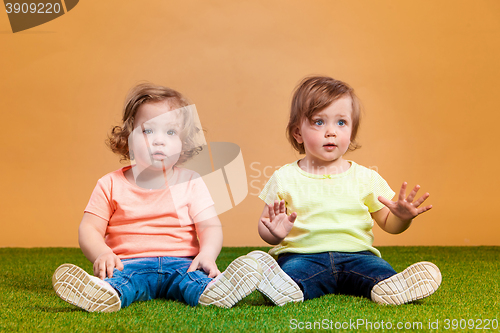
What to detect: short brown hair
<box><xmin>286</xmin><ymin>76</ymin><xmax>362</xmax><ymax>154</ymax></box>
<box><xmin>107</xmin><ymin>83</ymin><xmax>202</xmax><ymax>164</ymax></box>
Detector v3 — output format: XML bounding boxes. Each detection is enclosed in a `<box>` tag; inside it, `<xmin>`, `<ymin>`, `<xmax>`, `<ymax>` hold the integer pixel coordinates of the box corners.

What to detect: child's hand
<box><xmin>261</xmin><ymin>200</ymin><xmax>297</xmax><ymax>241</ymax></box>
<box><xmin>187</xmin><ymin>253</ymin><xmax>221</xmax><ymax>278</ymax></box>
<box><xmin>93</xmin><ymin>251</ymin><xmax>124</xmax><ymax>280</ymax></box>
<box><xmin>378</xmin><ymin>182</ymin><xmax>432</xmax><ymax>222</ymax></box>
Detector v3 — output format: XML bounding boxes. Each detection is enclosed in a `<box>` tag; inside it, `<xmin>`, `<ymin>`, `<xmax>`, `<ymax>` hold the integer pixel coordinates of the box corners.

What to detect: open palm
<box><xmin>378</xmin><ymin>182</ymin><xmax>432</xmax><ymax>222</ymax></box>
<box><xmin>261</xmin><ymin>200</ymin><xmax>297</xmax><ymax>240</ymax></box>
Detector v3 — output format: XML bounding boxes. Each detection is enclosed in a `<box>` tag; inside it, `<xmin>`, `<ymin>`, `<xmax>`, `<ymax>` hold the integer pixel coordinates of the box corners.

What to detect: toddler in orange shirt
<box><xmin>52</xmin><ymin>83</ymin><xmax>262</xmax><ymax>312</ymax></box>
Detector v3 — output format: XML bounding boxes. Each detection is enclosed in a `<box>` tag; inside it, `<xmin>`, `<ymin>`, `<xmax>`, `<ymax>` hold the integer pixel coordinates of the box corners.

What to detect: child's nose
<box><xmin>152</xmin><ymin>134</ymin><xmax>166</xmax><ymax>145</ymax></box>
<box><xmin>325</xmin><ymin>125</ymin><xmax>336</xmax><ymax>137</ymax></box>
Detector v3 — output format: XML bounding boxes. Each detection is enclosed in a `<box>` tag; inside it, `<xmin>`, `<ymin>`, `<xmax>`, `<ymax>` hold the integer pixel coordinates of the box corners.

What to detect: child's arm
<box><xmin>188</xmin><ymin>206</ymin><xmax>223</xmax><ymax>278</ymax></box>
<box><xmin>372</xmin><ymin>182</ymin><xmax>432</xmax><ymax>234</ymax></box>
<box><xmin>78</xmin><ymin>212</ymin><xmax>124</xmax><ymax>280</ymax></box>
<box><xmin>258</xmin><ymin>199</ymin><xmax>297</xmax><ymax>245</ymax></box>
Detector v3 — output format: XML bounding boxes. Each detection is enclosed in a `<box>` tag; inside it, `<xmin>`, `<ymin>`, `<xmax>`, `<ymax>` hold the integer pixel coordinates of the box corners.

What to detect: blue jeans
<box><xmin>277</xmin><ymin>251</ymin><xmax>397</xmax><ymax>301</ymax></box>
<box><xmin>104</xmin><ymin>256</ymin><xmax>212</xmax><ymax>308</ymax></box>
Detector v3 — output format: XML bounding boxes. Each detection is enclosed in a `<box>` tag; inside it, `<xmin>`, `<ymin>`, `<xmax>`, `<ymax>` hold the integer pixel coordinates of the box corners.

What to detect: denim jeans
<box><xmin>277</xmin><ymin>251</ymin><xmax>397</xmax><ymax>301</ymax></box>
<box><xmin>104</xmin><ymin>256</ymin><xmax>212</xmax><ymax>308</ymax></box>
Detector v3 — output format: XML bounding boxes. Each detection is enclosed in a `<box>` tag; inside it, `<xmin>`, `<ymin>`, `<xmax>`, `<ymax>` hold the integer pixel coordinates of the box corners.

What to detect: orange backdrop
<box><xmin>1</xmin><ymin>1</ymin><xmax>499</xmax><ymax>247</ymax></box>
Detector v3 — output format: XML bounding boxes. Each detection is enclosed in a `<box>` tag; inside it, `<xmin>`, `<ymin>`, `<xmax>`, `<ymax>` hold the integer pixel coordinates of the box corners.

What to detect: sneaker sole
<box><xmin>198</xmin><ymin>256</ymin><xmax>263</xmax><ymax>308</ymax></box>
<box><xmin>371</xmin><ymin>261</ymin><xmax>442</xmax><ymax>305</ymax></box>
<box><xmin>52</xmin><ymin>264</ymin><xmax>121</xmax><ymax>312</ymax></box>
<box><xmin>248</xmin><ymin>251</ymin><xmax>303</xmax><ymax>306</ymax></box>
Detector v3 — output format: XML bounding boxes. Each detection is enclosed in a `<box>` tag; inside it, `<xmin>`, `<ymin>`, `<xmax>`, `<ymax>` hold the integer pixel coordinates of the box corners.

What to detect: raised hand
<box><xmin>261</xmin><ymin>199</ymin><xmax>297</xmax><ymax>241</ymax></box>
<box><xmin>378</xmin><ymin>182</ymin><xmax>432</xmax><ymax>222</ymax></box>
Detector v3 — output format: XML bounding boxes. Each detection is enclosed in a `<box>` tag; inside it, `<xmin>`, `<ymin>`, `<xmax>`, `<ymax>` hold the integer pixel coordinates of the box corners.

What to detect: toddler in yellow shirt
<box><xmin>253</xmin><ymin>76</ymin><xmax>441</xmax><ymax>306</ymax></box>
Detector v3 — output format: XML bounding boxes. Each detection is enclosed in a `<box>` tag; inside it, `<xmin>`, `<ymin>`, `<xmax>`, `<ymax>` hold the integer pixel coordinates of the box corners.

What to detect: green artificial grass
<box><xmin>0</xmin><ymin>247</ymin><xmax>498</xmax><ymax>332</ymax></box>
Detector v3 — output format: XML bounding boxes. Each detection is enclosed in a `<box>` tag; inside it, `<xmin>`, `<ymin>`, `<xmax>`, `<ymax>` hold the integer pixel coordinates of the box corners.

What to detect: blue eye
<box><xmin>314</xmin><ymin>119</ymin><xmax>324</xmax><ymax>126</ymax></box>
<box><xmin>143</xmin><ymin>129</ymin><xmax>153</xmax><ymax>134</ymax></box>
<box><xmin>167</xmin><ymin>129</ymin><xmax>176</xmax><ymax>135</ymax></box>
<box><xmin>337</xmin><ymin>120</ymin><xmax>346</xmax><ymax>126</ymax></box>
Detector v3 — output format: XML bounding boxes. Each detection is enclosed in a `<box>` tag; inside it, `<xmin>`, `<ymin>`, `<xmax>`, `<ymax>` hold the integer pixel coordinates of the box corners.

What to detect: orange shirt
<box><xmin>84</xmin><ymin>166</ymin><xmax>214</xmax><ymax>259</ymax></box>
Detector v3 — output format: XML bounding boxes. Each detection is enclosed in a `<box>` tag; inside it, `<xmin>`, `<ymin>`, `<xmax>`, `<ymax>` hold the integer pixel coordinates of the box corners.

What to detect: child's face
<box><xmin>293</xmin><ymin>95</ymin><xmax>353</xmax><ymax>168</ymax></box>
<box><xmin>129</xmin><ymin>101</ymin><xmax>183</xmax><ymax>171</ymax></box>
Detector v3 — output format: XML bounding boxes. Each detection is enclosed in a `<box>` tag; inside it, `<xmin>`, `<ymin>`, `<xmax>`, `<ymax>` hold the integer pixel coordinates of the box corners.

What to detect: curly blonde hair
<box><xmin>106</xmin><ymin>83</ymin><xmax>203</xmax><ymax>165</ymax></box>
<box><xmin>286</xmin><ymin>76</ymin><xmax>362</xmax><ymax>154</ymax></box>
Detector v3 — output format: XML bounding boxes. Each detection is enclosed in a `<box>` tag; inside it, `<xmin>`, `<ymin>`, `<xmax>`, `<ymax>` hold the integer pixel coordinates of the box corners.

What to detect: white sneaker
<box><xmin>198</xmin><ymin>255</ymin><xmax>263</xmax><ymax>308</ymax></box>
<box><xmin>247</xmin><ymin>250</ymin><xmax>303</xmax><ymax>305</ymax></box>
<box><xmin>52</xmin><ymin>263</ymin><xmax>121</xmax><ymax>312</ymax></box>
<box><xmin>371</xmin><ymin>261</ymin><xmax>442</xmax><ymax>305</ymax></box>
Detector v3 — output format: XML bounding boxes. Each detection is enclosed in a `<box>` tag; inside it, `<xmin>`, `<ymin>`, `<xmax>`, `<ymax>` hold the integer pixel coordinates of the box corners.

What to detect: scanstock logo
<box><xmin>4</xmin><ymin>0</ymin><xmax>79</xmax><ymax>33</ymax></box>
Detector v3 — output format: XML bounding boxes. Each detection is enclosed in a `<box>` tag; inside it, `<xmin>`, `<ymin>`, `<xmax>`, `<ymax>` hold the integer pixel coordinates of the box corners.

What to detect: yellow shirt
<box><xmin>259</xmin><ymin>161</ymin><xmax>395</xmax><ymax>257</ymax></box>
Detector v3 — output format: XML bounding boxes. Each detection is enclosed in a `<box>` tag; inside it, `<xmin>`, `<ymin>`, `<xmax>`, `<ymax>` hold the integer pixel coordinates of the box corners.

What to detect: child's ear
<box><xmin>292</xmin><ymin>127</ymin><xmax>303</xmax><ymax>144</ymax></box>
